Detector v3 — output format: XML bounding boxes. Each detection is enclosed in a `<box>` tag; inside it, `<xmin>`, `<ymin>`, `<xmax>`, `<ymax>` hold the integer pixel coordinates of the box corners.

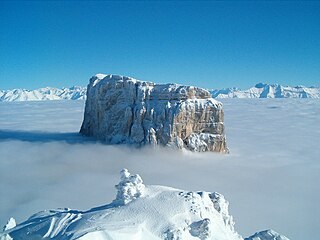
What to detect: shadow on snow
<box><xmin>0</xmin><ymin>129</ymin><xmax>95</xmax><ymax>144</ymax></box>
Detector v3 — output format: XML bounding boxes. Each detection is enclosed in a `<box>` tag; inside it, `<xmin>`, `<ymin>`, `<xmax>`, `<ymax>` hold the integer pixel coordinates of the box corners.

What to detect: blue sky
<box><xmin>0</xmin><ymin>1</ymin><xmax>319</xmax><ymax>90</ymax></box>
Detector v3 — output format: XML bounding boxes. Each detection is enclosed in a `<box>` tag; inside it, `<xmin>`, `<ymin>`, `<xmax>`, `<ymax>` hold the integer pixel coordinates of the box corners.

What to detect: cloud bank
<box><xmin>0</xmin><ymin>99</ymin><xmax>319</xmax><ymax>240</ymax></box>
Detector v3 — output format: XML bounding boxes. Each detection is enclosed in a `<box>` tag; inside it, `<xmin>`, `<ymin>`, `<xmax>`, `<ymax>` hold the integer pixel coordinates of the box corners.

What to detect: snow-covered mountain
<box><xmin>0</xmin><ymin>86</ymin><xmax>86</xmax><ymax>102</ymax></box>
<box><xmin>211</xmin><ymin>83</ymin><xmax>320</xmax><ymax>98</ymax></box>
<box><xmin>1</xmin><ymin>82</ymin><xmax>319</xmax><ymax>101</ymax></box>
<box><xmin>0</xmin><ymin>169</ymin><xmax>289</xmax><ymax>240</ymax></box>
<box><xmin>1</xmin><ymin>82</ymin><xmax>318</xmax><ymax>102</ymax></box>
<box><xmin>245</xmin><ymin>230</ymin><xmax>290</xmax><ymax>240</ymax></box>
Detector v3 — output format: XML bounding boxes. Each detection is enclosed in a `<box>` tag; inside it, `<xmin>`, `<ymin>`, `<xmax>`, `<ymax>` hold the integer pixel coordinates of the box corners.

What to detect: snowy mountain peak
<box><xmin>2</xmin><ymin>218</ymin><xmax>15</xmax><ymax>232</ymax></box>
<box><xmin>245</xmin><ymin>229</ymin><xmax>290</xmax><ymax>240</ymax></box>
<box><xmin>0</xmin><ymin>86</ymin><xmax>87</xmax><ymax>102</ymax></box>
<box><xmin>2</xmin><ymin>81</ymin><xmax>319</xmax><ymax>102</ymax></box>
<box><xmin>211</xmin><ymin>83</ymin><xmax>320</xmax><ymax>98</ymax></box>
<box><xmin>0</xmin><ymin>169</ymin><xmax>290</xmax><ymax>240</ymax></box>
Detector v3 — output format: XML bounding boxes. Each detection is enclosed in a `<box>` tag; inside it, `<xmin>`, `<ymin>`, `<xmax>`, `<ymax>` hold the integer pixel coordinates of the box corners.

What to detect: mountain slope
<box><xmin>0</xmin><ymin>86</ymin><xmax>86</xmax><ymax>102</ymax></box>
<box><xmin>0</xmin><ymin>169</ymin><xmax>289</xmax><ymax>240</ymax></box>
<box><xmin>211</xmin><ymin>83</ymin><xmax>320</xmax><ymax>98</ymax></box>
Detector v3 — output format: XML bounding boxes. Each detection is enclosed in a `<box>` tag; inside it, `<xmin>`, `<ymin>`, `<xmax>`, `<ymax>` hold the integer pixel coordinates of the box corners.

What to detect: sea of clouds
<box><xmin>0</xmin><ymin>99</ymin><xmax>319</xmax><ymax>239</ymax></box>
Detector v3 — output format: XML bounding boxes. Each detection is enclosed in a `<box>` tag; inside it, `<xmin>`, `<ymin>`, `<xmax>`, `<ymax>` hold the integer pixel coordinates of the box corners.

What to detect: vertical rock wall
<box><xmin>80</xmin><ymin>74</ymin><xmax>228</xmax><ymax>153</ymax></box>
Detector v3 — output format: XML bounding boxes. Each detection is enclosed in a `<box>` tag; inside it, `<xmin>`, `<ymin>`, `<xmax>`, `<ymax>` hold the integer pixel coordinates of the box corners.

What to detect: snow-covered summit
<box><xmin>0</xmin><ymin>169</ymin><xmax>289</xmax><ymax>240</ymax></box>
<box><xmin>245</xmin><ymin>229</ymin><xmax>290</xmax><ymax>240</ymax></box>
<box><xmin>0</xmin><ymin>86</ymin><xmax>86</xmax><ymax>102</ymax></box>
<box><xmin>88</xmin><ymin>74</ymin><xmax>213</xmax><ymax>100</ymax></box>
<box><xmin>211</xmin><ymin>83</ymin><xmax>320</xmax><ymax>98</ymax></box>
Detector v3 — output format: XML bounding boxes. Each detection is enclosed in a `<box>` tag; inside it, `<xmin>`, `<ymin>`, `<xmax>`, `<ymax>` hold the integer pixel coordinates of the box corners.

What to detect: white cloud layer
<box><xmin>0</xmin><ymin>99</ymin><xmax>319</xmax><ymax>240</ymax></box>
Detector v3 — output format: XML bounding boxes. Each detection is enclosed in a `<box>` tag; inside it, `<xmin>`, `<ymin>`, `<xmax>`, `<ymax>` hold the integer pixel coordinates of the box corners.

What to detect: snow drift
<box><xmin>0</xmin><ymin>169</ymin><xmax>289</xmax><ymax>240</ymax></box>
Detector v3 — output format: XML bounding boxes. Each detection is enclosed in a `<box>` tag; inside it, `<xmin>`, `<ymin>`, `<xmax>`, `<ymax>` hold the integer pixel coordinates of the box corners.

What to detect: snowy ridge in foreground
<box><xmin>211</xmin><ymin>83</ymin><xmax>320</xmax><ymax>98</ymax></box>
<box><xmin>0</xmin><ymin>169</ymin><xmax>289</xmax><ymax>240</ymax></box>
<box><xmin>0</xmin><ymin>86</ymin><xmax>86</xmax><ymax>102</ymax></box>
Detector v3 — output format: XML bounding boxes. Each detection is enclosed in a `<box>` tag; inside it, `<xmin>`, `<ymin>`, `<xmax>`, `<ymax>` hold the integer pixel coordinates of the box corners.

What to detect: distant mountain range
<box><xmin>211</xmin><ymin>83</ymin><xmax>320</xmax><ymax>98</ymax></box>
<box><xmin>0</xmin><ymin>86</ymin><xmax>86</xmax><ymax>102</ymax></box>
<box><xmin>0</xmin><ymin>83</ymin><xmax>319</xmax><ymax>102</ymax></box>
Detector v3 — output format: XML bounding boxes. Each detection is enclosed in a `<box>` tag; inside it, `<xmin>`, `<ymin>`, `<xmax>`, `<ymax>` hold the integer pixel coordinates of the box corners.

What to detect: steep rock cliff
<box><xmin>80</xmin><ymin>74</ymin><xmax>228</xmax><ymax>153</ymax></box>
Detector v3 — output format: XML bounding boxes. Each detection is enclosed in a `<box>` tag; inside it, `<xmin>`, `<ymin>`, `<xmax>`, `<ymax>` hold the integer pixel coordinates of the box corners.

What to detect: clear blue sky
<box><xmin>0</xmin><ymin>1</ymin><xmax>319</xmax><ymax>90</ymax></box>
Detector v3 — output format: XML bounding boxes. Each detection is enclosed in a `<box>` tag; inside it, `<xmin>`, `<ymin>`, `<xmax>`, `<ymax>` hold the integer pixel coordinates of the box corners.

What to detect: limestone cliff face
<box><xmin>80</xmin><ymin>74</ymin><xmax>228</xmax><ymax>153</ymax></box>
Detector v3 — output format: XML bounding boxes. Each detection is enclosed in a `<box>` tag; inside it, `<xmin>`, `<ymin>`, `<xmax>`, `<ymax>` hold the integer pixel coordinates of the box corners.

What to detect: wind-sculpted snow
<box><xmin>211</xmin><ymin>83</ymin><xmax>320</xmax><ymax>98</ymax></box>
<box><xmin>80</xmin><ymin>74</ymin><xmax>228</xmax><ymax>152</ymax></box>
<box><xmin>113</xmin><ymin>168</ymin><xmax>145</xmax><ymax>205</ymax></box>
<box><xmin>0</xmin><ymin>86</ymin><xmax>86</xmax><ymax>102</ymax></box>
<box><xmin>0</xmin><ymin>169</ymin><xmax>289</xmax><ymax>240</ymax></box>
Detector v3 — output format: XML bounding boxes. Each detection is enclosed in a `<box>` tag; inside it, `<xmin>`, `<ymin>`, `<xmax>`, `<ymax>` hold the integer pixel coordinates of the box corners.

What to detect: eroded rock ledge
<box><xmin>80</xmin><ymin>74</ymin><xmax>228</xmax><ymax>153</ymax></box>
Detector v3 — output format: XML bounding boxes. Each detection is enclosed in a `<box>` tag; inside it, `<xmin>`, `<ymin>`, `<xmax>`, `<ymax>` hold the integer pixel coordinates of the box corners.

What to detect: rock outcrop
<box><xmin>80</xmin><ymin>74</ymin><xmax>228</xmax><ymax>153</ymax></box>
